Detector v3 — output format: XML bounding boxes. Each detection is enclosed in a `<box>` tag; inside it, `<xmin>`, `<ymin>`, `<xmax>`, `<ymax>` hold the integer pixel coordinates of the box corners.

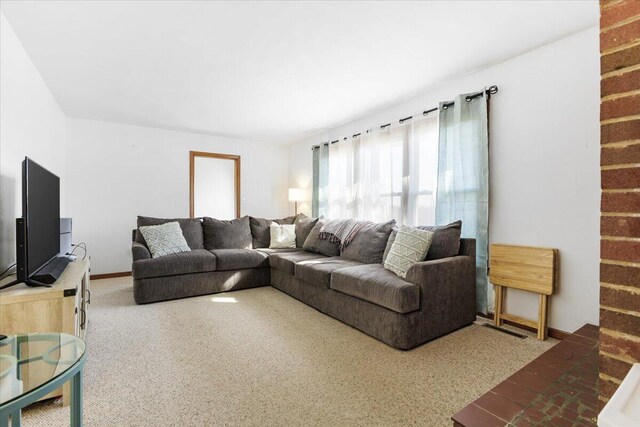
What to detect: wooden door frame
<box><xmin>189</xmin><ymin>151</ymin><xmax>241</xmax><ymax>218</ymax></box>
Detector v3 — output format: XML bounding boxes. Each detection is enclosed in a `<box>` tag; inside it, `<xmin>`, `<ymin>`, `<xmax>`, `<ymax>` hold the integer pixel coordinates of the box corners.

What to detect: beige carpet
<box><xmin>22</xmin><ymin>277</ymin><xmax>557</xmax><ymax>426</ymax></box>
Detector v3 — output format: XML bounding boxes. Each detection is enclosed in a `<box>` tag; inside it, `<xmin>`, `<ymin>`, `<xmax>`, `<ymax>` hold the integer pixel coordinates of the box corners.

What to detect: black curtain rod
<box><xmin>425</xmin><ymin>85</ymin><xmax>498</xmax><ymax>114</ymax></box>
<box><xmin>423</xmin><ymin>106</ymin><xmax>438</xmax><ymax>115</ymax></box>
<box><xmin>312</xmin><ymin>85</ymin><xmax>498</xmax><ymax>150</ymax></box>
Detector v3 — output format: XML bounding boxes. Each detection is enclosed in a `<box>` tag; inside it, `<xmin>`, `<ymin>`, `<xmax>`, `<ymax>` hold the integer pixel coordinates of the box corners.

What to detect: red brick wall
<box><xmin>599</xmin><ymin>0</ymin><xmax>640</xmax><ymax>407</ymax></box>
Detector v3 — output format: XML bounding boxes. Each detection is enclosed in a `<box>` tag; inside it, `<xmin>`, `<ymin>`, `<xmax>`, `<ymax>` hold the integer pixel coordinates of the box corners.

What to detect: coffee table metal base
<box><xmin>0</xmin><ymin>359</ymin><xmax>85</xmax><ymax>427</ymax></box>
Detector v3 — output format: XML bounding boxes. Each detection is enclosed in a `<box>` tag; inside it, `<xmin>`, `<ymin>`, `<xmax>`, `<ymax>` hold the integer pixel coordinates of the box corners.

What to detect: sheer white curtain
<box><xmin>406</xmin><ymin>114</ymin><xmax>439</xmax><ymax>226</ymax></box>
<box><xmin>353</xmin><ymin>126</ymin><xmax>404</xmax><ymax>222</ymax></box>
<box><xmin>326</xmin><ymin>138</ymin><xmax>355</xmax><ymax>218</ymax></box>
<box><xmin>318</xmin><ymin>114</ymin><xmax>439</xmax><ymax>225</ymax></box>
<box><xmin>312</xmin><ymin>143</ymin><xmax>329</xmax><ymax>217</ymax></box>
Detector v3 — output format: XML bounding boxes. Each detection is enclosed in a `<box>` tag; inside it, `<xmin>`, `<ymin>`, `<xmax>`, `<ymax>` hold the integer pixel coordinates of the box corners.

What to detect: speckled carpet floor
<box><xmin>21</xmin><ymin>277</ymin><xmax>557</xmax><ymax>426</ymax></box>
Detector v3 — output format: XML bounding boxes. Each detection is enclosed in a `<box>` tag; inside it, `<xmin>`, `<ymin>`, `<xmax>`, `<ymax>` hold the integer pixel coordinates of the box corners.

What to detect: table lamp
<box><xmin>288</xmin><ymin>188</ymin><xmax>304</xmax><ymax>215</ymax></box>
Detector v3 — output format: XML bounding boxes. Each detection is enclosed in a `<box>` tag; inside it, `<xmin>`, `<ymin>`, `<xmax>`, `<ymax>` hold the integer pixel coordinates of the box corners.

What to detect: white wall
<box><xmin>65</xmin><ymin>118</ymin><xmax>291</xmax><ymax>275</ymax></box>
<box><xmin>0</xmin><ymin>12</ymin><xmax>67</xmax><ymax>269</ymax></box>
<box><xmin>288</xmin><ymin>27</ymin><xmax>601</xmax><ymax>334</ymax></box>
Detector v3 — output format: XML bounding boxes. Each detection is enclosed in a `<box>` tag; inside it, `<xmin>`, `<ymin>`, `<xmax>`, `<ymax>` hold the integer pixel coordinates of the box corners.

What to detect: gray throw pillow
<box><xmin>383</xmin><ymin>226</ymin><xmax>434</xmax><ymax>279</ymax></box>
<box><xmin>419</xmin><ymin>220</ymin><xmax>462</xmax><ymax>260</ymax></box>
<box><xmin>203</xmin><ymin>216</ymin><xmax>253</xmax><ymax>249</ymax></box>
<box><xmin>383</xmin><ymin>220</ymin><xmax>462</xmax><ymax>262</ymax></box>
<box><xmin>302</xmin><ymin>218</ymin><xmax>340</xmax><ymax>256</ymax></box>
<box><xmin>138</xmin><ymin>222</ymin><xmax>191</xmax><ymax>258</ymax></box>
<box><xmin>341</xmin><ymin>219</ymin><xmax>396</xmax><ymax>264</ymax></box>
<box><xmin>382</xmin><ymin>225</ymin><xmax>399</xmax><ymax>262</ymax></box>
<box><xmin>294</xmin><ymin>214</ymin><xmax>320</xmax><ymax>248</ymax></box>
<box><xmin>249</xmin><ymin>215</ymin><xmax>297</xmax><ymax>248</ymax></box>
<box><xmin>136</xmin><ymin>216</ymin><xmax>204</xmax><ymax>250</ymax></box>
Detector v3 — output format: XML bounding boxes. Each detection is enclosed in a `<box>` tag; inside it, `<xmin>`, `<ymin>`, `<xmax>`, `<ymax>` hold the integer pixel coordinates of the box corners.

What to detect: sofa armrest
<box><xmin>458</xmin><ymin>238</ymin><xmax>476</xmax><ymax>258</ymax></box>
<box><xmin>405</xmin><ymin>255</ymin><xmax>476</xmax><ymax>322</ymax></box>
<box><xmin>132</xmin><ymin>242</ymin><xmax>151</xmax><ymax>261</ymax></box>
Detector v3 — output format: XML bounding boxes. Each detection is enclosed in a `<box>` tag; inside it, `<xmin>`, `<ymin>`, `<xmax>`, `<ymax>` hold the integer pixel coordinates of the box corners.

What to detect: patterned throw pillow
<box><xmin>383</xmin><ymin>226</ymin><xmax>434</xmax><ymax>278</ymax></box>
<box><xmin>136</xmin><ymin>216</ymin><xmax>203</xmax><ymax>249</ymax></box>
<box><xmin>383</xmin><ymin>220</ymin><xmax>461</xmax><ymax>263</ymax></box>
<box><xmin>138</xmin><ymin>221</ymin><xmax>191</xmax><ymax>258</ymax></box>
<box><xmin>269</xmin><ymin>224</ymin><xmax>296</xmax><ymax>249</ymax></box>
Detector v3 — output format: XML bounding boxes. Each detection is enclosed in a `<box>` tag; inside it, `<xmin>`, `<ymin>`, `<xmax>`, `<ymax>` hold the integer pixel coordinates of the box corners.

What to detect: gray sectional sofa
<box><xmin>131</xmin><ymin>215</ymin><xmax>476</xmax><ymax>350</ymax></box>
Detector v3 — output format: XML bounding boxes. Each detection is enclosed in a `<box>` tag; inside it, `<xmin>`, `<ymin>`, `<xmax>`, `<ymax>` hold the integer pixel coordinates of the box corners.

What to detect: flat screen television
<box><xmin>14</xmin><ymin>157</ymin><xmax>65</xmax><ymax>287</ymax></box>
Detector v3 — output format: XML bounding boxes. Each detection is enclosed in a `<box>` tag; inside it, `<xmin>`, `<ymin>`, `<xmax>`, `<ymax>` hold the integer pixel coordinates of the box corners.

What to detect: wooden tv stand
<box><xmin>0</xmin><ymin>259</ymin><xmax>90</xmax><ymax>405</ymax></box>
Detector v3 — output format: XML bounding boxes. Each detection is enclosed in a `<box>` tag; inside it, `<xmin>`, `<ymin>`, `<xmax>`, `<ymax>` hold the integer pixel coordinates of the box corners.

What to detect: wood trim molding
<box><xmin>91</xmin><ymin>271</ymin><xmax>131</xmax><ymax>280</ymax></box>
<box><xmin>189</xmin><ymin>151</ymin><xmax>241</xmax><ymax>218</ymax></box>
<box><xmin>478</xmin><ymin>312</ymin><xmax>569</xmax><ymax>340</ymax></box>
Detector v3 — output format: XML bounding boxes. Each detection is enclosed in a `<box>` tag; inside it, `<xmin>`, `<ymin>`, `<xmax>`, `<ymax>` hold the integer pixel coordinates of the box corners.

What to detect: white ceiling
<box><xmin>1</xmin><ymin>1</ymin><xmax>598</xmax><ymax>144</ymax></box>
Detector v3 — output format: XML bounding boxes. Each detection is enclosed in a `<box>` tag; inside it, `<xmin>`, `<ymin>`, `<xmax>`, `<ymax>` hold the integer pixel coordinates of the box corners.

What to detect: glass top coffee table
<box><xmin>0</xmin><ymin>333</ymin><xmax>86</xmax><ymax>427</ymax></box>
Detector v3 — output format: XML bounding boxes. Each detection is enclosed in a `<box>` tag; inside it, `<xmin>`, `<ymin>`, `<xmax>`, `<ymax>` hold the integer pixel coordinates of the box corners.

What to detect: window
<box><xmin>407</xmin><ymin>113</ymin><xmax>439</xmax><ymax>226</ymax></box>
<box><xmin>314</xmin><ymin>114</ymin><xmax>439</xmax><ymax>225</ymax></box>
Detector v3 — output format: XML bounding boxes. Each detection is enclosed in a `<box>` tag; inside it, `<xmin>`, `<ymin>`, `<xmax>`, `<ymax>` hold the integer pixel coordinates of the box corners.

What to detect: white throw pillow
<box><xmin>138</xmin><ymin>221</ymin><xmax>191</xmax><ymax>258</ymax></box>
<box><xmin>383</xmin><ymin>225</ymin><xmax>434</xmax><ymax>278</ymax></box>
<box><xmin>269</xmin><ymin>224</ymin><xmax>296</xmax><ymax>249</ymax></box>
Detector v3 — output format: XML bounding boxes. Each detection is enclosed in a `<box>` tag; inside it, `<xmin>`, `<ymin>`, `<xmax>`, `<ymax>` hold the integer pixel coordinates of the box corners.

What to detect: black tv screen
<box><xmin>23</xmin><ymin>157</ymin><xmax>60</xmax><ymax>277</ymax></box>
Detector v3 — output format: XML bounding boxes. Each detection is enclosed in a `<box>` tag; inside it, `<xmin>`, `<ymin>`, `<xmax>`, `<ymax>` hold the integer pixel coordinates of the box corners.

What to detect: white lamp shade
<box><xmin>288</xmin><ymin>188</ymin><xmax>305</xmax><ymax>202</ymax></box>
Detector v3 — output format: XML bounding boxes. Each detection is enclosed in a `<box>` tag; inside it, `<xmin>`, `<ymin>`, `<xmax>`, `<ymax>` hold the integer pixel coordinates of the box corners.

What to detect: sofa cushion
<box><xmin>136</xmin><ymin>216</ymin><xmax>204</xmax><ymax>250</ymax></box>
<box><xmin>269</xmin><ymin>251</ymin><xmax>328</xmax><ymax>275</ymax></box>
<box><xmin>294</xmin><ymin>214</ymin><xmax>320</xmax><ymax>248</ymax></box>
<box><xmin>302</xmin><ymin>218</ymin><xmax>340</xmax><ymax>256</ymax></box>
<box><xmin>295</xmin><ymin>257</ymin><xmax>364</xmax><ymax>289</ymax></box>
<box><xmin>249</xmin><ymin>216</ymin><xmax>296</xmax><ymax>248</ymax></box>
<box><xmin>340</xmin><ymin>219</ymin><xmax>395</xmax><ymax>264</ymax></box>
<box><xmin>203</xmin><ymin>216</ymin><xmax>253</xmax><ymax>249</ymax></box>
<box><xmin>254</xmin><ymin>248</ymin><xmax>302</xmax><ymax>255</ymax></box>
<box><xmin>208</xmin><ymin>249</ymin><xmax>269</xmax><ymax>271</ymax></box>
<box><xmin>331</xmin><ymin>264</ymin><xmax>420</xmax><ymax>313</ymax></box>
<box><xmin>383</xmin><ymin>220</ymin><xmax>462</xmax><ymax>262</ymax></box>
<box><xmin>132</xmin><ymin>249</ymin><xmax>217</xmax><ymax>279</ymax></box>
